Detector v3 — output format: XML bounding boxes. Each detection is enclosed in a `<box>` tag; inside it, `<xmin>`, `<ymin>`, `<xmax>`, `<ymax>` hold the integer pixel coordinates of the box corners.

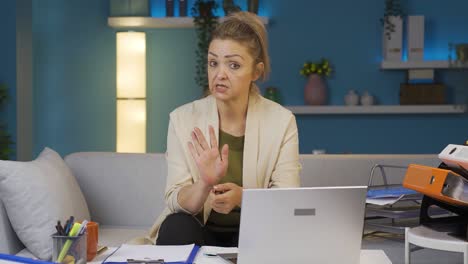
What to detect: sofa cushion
<box><xmin>0</xmin><ymin>147</ymin><xmax>90</xmax><ymax>260</ymax></box>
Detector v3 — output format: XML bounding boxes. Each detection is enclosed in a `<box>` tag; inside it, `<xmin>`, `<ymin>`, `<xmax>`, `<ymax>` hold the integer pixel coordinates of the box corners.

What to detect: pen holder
<box><xmin>52</xmin><ymin>233</ymin><xmax>87</xmax><ymax>264</ymax></box>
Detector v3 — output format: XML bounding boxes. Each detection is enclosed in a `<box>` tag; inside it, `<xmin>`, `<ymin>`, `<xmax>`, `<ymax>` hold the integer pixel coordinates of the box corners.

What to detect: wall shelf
<box><xmin>108</xmin><ymin>16</ymin><xmax>270</xmax><ymax>29</ymax></box>
<box><xmin>286</xmin><ymin>105</ymin><xmax>466</xmax><ymax>115</ymax></box>
<box><xmin>381</xmin><ymin>60</ymin><xmax>468</xmax><ymax>70</ymax></box>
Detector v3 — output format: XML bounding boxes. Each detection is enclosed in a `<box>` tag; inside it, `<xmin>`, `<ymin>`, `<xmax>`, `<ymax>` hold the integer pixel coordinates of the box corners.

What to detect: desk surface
<box><xmin>90</xmin><ymin>247</ymin><xmax>392</xmax><ymax>264</ymax></box>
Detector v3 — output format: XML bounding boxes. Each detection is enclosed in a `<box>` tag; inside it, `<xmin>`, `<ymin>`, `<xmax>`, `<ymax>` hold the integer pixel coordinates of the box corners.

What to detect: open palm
<box><xmin>188</xmin><ymin>126</ymin><xmax>229</xmax><ymax>186</ymax></box>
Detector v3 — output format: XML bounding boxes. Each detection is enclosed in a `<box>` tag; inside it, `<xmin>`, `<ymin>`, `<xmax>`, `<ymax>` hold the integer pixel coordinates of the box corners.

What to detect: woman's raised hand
<box><xmin>188</xmin><ymin>126</ymin><xmax>229</xmax><ymax>187</ymax></box>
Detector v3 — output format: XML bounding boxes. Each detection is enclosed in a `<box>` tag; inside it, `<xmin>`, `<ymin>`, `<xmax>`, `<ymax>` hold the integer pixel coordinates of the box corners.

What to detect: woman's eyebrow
<box><xmin>208</xmin><ymin>52</ymin><xmax>218</xmax><ymax>57</ymax></box>
<box><xmin>225</xmin><ymin>54</ymin><xmax>244</xmax><ymax>60</ymax></box>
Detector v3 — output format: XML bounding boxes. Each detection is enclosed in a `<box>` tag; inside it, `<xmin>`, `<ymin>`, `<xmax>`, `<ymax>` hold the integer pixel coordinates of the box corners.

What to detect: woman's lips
<box><xmin>215</xmin><ymin>84</ymin><xmax>228</xmax><ymax>93</ymax></box>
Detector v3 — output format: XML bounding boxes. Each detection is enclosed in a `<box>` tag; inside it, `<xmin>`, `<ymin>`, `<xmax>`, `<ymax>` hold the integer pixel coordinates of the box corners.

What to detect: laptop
<box><xmin>220</xmin><ymin>186</ymin><xmax>367</xmax><ymax>264</ymax></box>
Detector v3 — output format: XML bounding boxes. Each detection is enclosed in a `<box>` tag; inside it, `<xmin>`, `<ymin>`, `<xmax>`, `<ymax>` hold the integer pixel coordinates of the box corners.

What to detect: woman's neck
<box><xmin>217</xmin><ymin>94</ymin><xmax>249</xmax><ymax>137</ymax></box>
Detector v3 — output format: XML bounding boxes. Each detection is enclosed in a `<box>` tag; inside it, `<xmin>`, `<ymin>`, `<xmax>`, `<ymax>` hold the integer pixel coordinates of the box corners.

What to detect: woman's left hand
<box><xmin>210</xmin><ymin>183</ymin><xmax>243</xmax><ymax>214</ymax></box>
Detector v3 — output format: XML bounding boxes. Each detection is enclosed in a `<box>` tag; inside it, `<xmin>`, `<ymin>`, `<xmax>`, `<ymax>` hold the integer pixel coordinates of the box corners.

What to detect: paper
<box><xmin>104</xmin><ymin>244</ymin><xmax>195</xmax><ymax>263</ymax></box>
<box><xmin>194</xmin><ymin>246</ymin><xmax>238</xmax><ymax>264</ymax></box>
<box><xmin>366</xmin><ymin>195</ymin><xmax>405</xmax><ymax>206</ymax></box>
<box><xmin>367</xmin><ymin>187</ymin><xmax>418</xmax><ymax>199</ymax></box>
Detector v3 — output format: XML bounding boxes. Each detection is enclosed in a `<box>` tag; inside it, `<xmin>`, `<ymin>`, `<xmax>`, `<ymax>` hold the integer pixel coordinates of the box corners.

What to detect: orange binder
<box><xmin>403</xmin><ymin>164</ymin><xmax>468</xmax><ymax>207</ymax></box>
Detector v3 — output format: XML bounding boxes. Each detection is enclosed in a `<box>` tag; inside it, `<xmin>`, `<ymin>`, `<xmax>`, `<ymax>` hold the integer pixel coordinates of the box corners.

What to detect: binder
<box><xmin>403</xmin><ymin>164</ymin><xmax>468</xmax><ymax>207</ymax></box>
<box><xmin>438</xmin><ymin>144</ymin><xmax>468</xmax><ymax>173</ymax></box>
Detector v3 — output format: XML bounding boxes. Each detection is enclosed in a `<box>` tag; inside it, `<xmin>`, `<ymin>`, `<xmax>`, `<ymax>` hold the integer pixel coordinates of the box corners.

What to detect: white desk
<box><xmin>90</xmin><ymin>246</ymin><xmax>392</xmax><ymax>264</ymax></box>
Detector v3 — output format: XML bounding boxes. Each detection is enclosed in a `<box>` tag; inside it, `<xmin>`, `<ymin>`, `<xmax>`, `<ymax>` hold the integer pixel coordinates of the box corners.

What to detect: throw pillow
<box><xmin>0</xmin><ymin>147</ymin><xmax>90</xmax><ymax>260</ymax></box>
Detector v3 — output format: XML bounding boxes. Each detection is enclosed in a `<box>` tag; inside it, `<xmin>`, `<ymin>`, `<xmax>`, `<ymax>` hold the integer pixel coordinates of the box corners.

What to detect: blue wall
<box><xmin>0</xmin><ymin>0</ymin><xmax>17</xmax><ymax>159</ymax></box>
<box><xmin>29</xmin><ymin>0</ymin><xmax>468</xmax><ymax>157</ymax></box>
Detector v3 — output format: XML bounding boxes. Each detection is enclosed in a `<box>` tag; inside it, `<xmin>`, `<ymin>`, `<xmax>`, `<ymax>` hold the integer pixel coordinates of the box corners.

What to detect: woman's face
<box><xmin>207</xmin><ymin>39</ymin><xmax>262</xmax><ymax>102</ymax></box>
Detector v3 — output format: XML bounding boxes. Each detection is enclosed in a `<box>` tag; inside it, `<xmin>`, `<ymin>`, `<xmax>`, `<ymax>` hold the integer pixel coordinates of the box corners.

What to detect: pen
<box><xmin>63</xmin><ymin>219</ymin><xmax>70</xmax><ymax>235</ymax></box>
<box><xmin>127</xmin><ymin>259</ymin><xmax>164</xmax><ymax>264</ymax></box>
<box><xmin>78</xmin><ymin>220</ymin><xmax>88</xmax><ymax>235</ymax></box>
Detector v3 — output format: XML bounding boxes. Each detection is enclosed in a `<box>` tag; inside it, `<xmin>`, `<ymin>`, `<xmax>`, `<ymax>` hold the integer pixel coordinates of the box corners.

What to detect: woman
<box><xmin>150</xmin><ymin>11</ymin><xmax>301</xmax><ymax>247</ymax></box>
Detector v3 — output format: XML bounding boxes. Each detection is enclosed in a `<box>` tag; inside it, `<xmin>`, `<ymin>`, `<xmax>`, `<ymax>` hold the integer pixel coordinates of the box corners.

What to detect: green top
<box><xmin>206</xmin><ymin>130</ymin><xmax>244</xmax><ymax>232</ymax></box>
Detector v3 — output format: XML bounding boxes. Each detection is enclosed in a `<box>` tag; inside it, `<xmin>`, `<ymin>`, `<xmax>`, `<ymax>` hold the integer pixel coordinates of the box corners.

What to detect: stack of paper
<box><xmin>366</xmin><ymin>187</ymin><xmax>419</xmax><ymax>206</ymax></box>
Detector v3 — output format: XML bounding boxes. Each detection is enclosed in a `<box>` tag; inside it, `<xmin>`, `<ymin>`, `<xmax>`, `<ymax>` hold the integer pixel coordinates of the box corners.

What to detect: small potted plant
<box><xmin>192</xmin><ymin>0</ymin><xmax>219</xmax><ymax>94</ymax></box>
<box><xmin>381</xmin><ymin>0</ymin><xmax>405</xmax><ymax>40</ymax></box>
<box><xmin>300</xmin><ymin>59</ymin><xmax>333</xmax><ymax>105</ymax></box>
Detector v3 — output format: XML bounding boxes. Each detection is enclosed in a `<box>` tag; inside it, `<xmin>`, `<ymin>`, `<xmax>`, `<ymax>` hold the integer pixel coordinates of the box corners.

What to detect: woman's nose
<box><xmin>216</xmin><ymin>65</ymin><xmax>228</xmax><ymax>79</ymax></box>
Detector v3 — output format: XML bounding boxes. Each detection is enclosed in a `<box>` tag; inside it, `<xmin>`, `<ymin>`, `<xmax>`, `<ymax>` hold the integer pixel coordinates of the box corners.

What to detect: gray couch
<box><xmin>0</xmin><ymin>152</ymin><xmax>440</xmax><ymax>256</ymax></box>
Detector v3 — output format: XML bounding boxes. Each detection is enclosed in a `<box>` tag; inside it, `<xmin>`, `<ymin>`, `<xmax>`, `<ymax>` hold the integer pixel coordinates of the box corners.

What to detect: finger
<box><xmin>208</xmin><ymin>191</ymin><xmax>216</xmax><ymax>201</ymax></box>
<box><xmin>209</xmin><ymin>126</ymin><xmax>218</xmax><ymax>149</ymax></box>
<box><xmin>191</xmin><ymin>131</ymin><xmax>203</xmax><ymax>155</ymax></box>
<box><xmin>194</xmin><ymin>127</ymin><xmax>210</xmax><ymax>150</ymax></box>
<box><xmin>214</xmin><ymin>183</ymin><xmax>233</xmax><ymax>193</ymax></box>
<box><xmin>188</xmin><ymin>142</ymin><xmax>199</xmax><ymax>161</ymax></box>
<box><xmin>214</xmin><ymin>191</ymin><xmax>231</xmax><ymax>202</ymax></box>
<box><xmin>221</xmin><ymin>144</ymin><xmax>229</xmax><ymax>163</ymax></box>
<box><xmin>212</xmin><ymin>204</ymin><xmax>226</xmax><ymax>214</ymax></box>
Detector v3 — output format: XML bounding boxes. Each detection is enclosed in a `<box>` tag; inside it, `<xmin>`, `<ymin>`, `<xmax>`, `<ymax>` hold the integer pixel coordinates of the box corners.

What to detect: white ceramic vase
<box><xmin>344</xmin><ymin>90</ymin><xmax>359</xmax><ymax>106</ymax></box>
<box><xmin>360</xmin><ymin>91</ymin><xmax>375</xmax><ymax>106</ymax></box>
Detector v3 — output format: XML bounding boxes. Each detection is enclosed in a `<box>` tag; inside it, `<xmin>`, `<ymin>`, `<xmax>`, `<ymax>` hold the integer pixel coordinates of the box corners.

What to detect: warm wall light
<box><xmin>116</xmin><ymin>32</ymin><xmax>146</xmax><ymax>153</ymax></box>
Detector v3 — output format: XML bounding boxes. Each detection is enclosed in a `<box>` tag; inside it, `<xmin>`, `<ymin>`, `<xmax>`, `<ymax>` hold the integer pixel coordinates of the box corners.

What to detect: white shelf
<box><xmin>108</xmin><ymin>16</ymin><xmax>269</xmax><ymax>29</ymax></box>
<box><xmin>381</xmin><ymin>60</ymin><xmax>468</xmax><ymax>70</ymax></box>
<box><xmin>286</xmin><ymin>105</ymin><xmax>466</xmax><ymax>115</ymax></box>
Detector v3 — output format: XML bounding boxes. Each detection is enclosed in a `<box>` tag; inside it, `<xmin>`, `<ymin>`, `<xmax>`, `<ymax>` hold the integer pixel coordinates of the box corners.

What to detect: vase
<box><xmin>360</xmin><ymin>91</ymin><xmax>375</xmax><ymax>106</ymax></box>
<box><xmin>344</xmin><ymin>90</ymin><xmax>359</xmax><ymax>106</ymax></box>
<box><xmin>304</xmin><ymin>74</ymin><xmax>327</xmax><ymax>105</ymax></box>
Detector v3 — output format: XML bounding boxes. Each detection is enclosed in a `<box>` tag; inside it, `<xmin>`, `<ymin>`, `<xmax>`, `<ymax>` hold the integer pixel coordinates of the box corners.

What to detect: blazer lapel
<box><xmin>203</xmin><ymin>95</ymin><xmax>219</xmax><ymax>223</ymax></box>
<box><xmin>243</xmin><ymin>92</ymin><xmax>260</xmax><ymax>188</ymax></box>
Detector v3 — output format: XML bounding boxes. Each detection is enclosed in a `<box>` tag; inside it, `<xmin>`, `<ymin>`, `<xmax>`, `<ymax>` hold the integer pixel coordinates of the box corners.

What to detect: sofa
<box><xmin>0</xmin><ymin>152</ymin><xmax>440</xmax><ymax>257</ymax></box>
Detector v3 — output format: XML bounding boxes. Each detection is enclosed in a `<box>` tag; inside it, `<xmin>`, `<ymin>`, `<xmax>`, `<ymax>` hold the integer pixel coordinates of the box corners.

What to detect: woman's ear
<box><xmin>252</xmin><ymin>62</ymin><xmax>264</xmax><ymax>82</ymax></box>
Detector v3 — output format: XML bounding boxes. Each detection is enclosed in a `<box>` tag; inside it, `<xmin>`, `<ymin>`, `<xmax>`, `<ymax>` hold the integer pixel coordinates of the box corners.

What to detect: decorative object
<box><xmin>223</xmin><ymin>0</ymin><xmax>241</xmax><ymax>16</ymax></box>
<box><xmin>407</xmin><ymin>16</ymin><xmax>425</xmax><ymax>61</ymax></box>
<box><xmin>166</xmin><ymin>0</ymin><xmax>174</xmax><ymax>17</ymax></box>
<box><xmin>344</xmin><ymin>90</ymin><xmax>360</xmax><ymax>106</ymax></box>
<box><xmin>456</xmin><ymin>43</ymin><xmax>468</xmax><ymax>66</ymax></box>
<box><xmin>400</xmin><ymin>83</ymin><xmax>445</xmax><ymax>105</ymax></box>
<box><xmin>264</xmin><ymin>86</ymin><xmax>281</xmax><ymax>104</ymax></box>
<box><xmin>179</xmin><ymin>0</ymin><xmax>188</xmax><ymax>16</ymax></box>
<box><xmin>192</xmin><ymin>0</ymin><xmax>219</xmax><ymax>93</ymax></box>
<box><xmin>0</xmin><ymin>147</ymin><xmax>90</xmax><ymax>260</ymax></box>
<box><xmin>300</xmin><ymin>59</ymin><xmax>333</xmax><ymax>105</ymax></box>
<box><xmin>109</xmin><ymin>0</ymin><xmax>150</xmax><ymax>17</ymax></box>
<box><xmin>116</xmin><ymin>32</ymin><xmax>147</xmax><ymax>153</ymax></box>
<box><xmin>0</xmin><ymin>84</ymin><xmax>13</xmax><ymax>160</ymax></box>
<box><xmin>360</xmin><ymin>91</ymin><xmax>375</xmax><ymax>106</ymax></box>
<box><xmin>381</xmin><ymin>0</ymin><xmax>405</xmax><ymax>61</ymax></box>
<box><xmin>247</xmin><ymin>0</ymin><xmax>259</xmax><ymax>14</ymax></box>
<box><xmin>382</xmin><ymin>16</ymin><xmax>402</xmax><ymax>61</ymax></box>
<box><xmin>381</xmin><ymin>0</ymin><xmax>405</xmax><ymax>40</ymax></box>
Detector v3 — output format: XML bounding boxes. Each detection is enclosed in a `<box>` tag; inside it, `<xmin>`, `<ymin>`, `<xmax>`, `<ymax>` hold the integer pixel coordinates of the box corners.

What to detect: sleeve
<box><xmin>164</xmin><ymin>116</ymin><xmax>192</xmax><ymax>214</ymax></box>
<box><xmin>269</xmin><ymin>114</ymin><xmax>302</xmax><ymax>188</ymax></box>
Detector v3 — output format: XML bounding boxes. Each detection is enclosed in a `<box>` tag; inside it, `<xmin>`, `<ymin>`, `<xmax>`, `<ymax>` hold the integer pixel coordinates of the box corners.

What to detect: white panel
<box><xmin>116</xmin><ymin>32</ymin><xmax>146</xmax><ymax>98</ymax></box>
<box><xmin>407</xmin><ymin>16</ymin><xmax>425</xmax><ymax>61</ymax></box>
<box><xmin>117</xmin><ymin>100</ymin><xmax>146</xmax><ymax>153</ymax></box>
<box><xmin>383</xmin><ymin>16</ymin><xmax>403</xmax><ymax>61</ymax></box>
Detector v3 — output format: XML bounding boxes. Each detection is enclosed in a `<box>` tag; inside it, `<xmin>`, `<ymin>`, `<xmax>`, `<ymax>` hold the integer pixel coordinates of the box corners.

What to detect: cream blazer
<box><xmin>137</xmin><ymin>91</ymin><xmax>301</xmax><ymax>244</ymax></box>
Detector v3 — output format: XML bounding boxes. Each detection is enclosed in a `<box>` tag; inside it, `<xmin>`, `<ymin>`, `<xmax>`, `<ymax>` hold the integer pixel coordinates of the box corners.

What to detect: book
<box><xmin>407</xmin><ymin>69</ymin><xmax>434</xmax><ymax>84</ymax></box>
<box><xmin>166</xmin><ymin>0</ymin><xmax>174</xmax><ymax>17</ymax></box>
<box><xmin>179</xmin><ymin>0</ymin><xmax>187</xmax><ymax>17</ymax></box>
